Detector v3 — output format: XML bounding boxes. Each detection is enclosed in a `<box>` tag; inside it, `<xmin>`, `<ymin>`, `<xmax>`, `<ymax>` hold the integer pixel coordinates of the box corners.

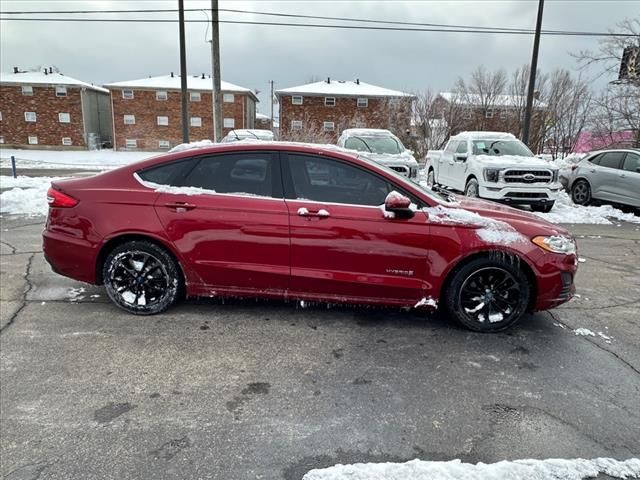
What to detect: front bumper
<box><xmin>479</xmin><ymin>182</ymin><xmax>562</xmax><ymax>205</ymax></box>
<box><xmin>531</xmin><ymin>250</ymin><xmax>578</xmax><ymax>311</ymax></box>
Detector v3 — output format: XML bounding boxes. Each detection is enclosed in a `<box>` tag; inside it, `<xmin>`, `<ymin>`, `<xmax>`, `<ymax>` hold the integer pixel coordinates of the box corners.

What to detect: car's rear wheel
<box><xmin>464</xmin><ymin>178</ymin><xmax>480</xmax><ymax>198</ymax></box>
<box><xmin>102</xmin><ymin>240</ymin><xmax>182</xmax><ymax>315</ymax></box>
<box><xmin>571</xmin><ymin>180</ymin><xmax>591</xmax><ymax>205</ymax></box>
<box><xmin>444</xmin><ymin>257</ymin><xmax>530</xmax><ymax>332</ymax></box>
<box><xmin>531</xmin><ymin>202</ymin><xmax>554</xmax><ymax>213</ymax></box>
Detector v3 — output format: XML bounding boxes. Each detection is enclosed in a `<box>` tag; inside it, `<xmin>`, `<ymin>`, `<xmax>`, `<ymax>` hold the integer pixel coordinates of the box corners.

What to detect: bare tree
<box><xmin>573</xmin><ymin>17</ymin><xmax>640</xmax><ymax>147</ymax></box>
<box><xmin>280</xmin><ymin>112</ymin><xmax>334</xmax><ymax>144</ymax></box>
<box><xmin>454</xmin><ymin>66</ymin><xmax>508</xmax><ymax>130</ymax></box>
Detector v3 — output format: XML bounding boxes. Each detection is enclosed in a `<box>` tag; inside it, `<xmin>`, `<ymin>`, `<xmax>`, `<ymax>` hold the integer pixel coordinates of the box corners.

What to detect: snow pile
<box><xmin>0</xmin><ymin>175</ymin><xmax>66</xmax><ymax>216</ymax></box>
<box><xmin>133</xmin><ymin>173</ymin><xmax>216</xmax><ymax>196</ymax></box>
<box><xmin>0</xmin><ymin>147</ymin><xmax>154</xmax><ymax>170</ymax></box>
<box><xmin>533</xmin><ymin>191</ymin><xmax>640</xmax><ymax>225</ymax></box>
<box><xmin>303</xmin><ymin>457</ymin><xmax>640</xmax><ymax>480</ymax></box>
<box><xmin>414</xmin><ymin>297</ymin><xmax>438</xmax><ymax>309</ymax></box>
<box><xmin>424</xmin><ymin>205</ymin><xmax>527</xmax><ymax>245</ymax></box>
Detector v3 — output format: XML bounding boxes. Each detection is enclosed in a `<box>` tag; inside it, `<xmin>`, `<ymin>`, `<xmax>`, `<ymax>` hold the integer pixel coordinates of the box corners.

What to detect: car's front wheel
<box><xmin>102</xmin><ymin>240</ymin><xmax>182</xmax><ymax>315</ymax></box>
<box><xmin>444</xmin><ymin>256</ymin><xmax>530</xmax><ymax>332</ymax></box>
<box><xmin>464</xmin><ymin>178</ymin><xmax>480</xmax><ymax>198</ymax></box>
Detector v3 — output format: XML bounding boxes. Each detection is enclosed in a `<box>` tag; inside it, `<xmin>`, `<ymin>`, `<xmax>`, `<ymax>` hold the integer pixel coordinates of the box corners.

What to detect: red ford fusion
<box><xmin>43</xmin><ymin>142</ymin><xmax>577</xmax><ymax>332</ymax></box>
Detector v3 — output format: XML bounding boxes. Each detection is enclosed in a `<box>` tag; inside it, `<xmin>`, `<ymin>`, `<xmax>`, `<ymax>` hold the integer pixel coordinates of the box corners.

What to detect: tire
<box><xmin>444</xmin><ymin>256</ymin><xmax>531</xmax><ymax>333</ymax></box>
<box><xmin>531</xmin><ymin>202</ymin><xmax>554</xmax><ymax>213</ymax></box>
<box><xmin>102</xmin><ymin>240</ymin><xmax>182</xmax><ymax>315</ymax></box>
<box><xmin>426</xmin><ymin>169</ymin><xmax>435</xmax><ymax>188</ymax></box>
<box><xmin>464</xmin><ymin>178</ymin><xmax>480</xmax><ymax>198</ymax></box>
<box><xmin>571</xmin><ymin>179</ymin><xmax>591</xmax><ymax>205</ymax></box>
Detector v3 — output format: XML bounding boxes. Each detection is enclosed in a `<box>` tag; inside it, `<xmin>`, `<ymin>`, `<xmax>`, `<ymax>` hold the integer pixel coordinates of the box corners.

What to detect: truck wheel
<box><xmin>464</xmin><ymin>178</ymin><xmax>480</xmax><ymax>198</ymax></box>
<box><xmin>427</xmin><ymin>169</ymin><xmax>435</xmax><ymax>188</ymax></box>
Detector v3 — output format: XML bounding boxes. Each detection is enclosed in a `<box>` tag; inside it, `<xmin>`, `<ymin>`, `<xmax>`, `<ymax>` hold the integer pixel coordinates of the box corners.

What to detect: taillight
<box><xmin>47</xmin><ymin>187</ymin><xmax>78</xmax><ymax>208</ymax></box>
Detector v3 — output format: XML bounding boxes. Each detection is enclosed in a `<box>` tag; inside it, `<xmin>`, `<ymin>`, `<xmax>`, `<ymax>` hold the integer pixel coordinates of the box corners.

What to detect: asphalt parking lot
<box><xmin>1</xmin><ymin>216</ymin><xmax>639</xmax><ymax>479</ymax></box>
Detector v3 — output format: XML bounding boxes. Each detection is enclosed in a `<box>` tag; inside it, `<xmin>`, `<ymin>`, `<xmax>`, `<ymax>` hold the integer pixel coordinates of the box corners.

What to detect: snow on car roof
<box><xmin>340</xmin><ymin>128</ymin><xmax>396</xmax><ymax>137</ymax></box>
<box><xmin>104</xmin><ymin>74</ymin><xmax>258</xmax><ymax>100</ymax></box>
<box><xmin>0</xmin><ymin>70</ymin><xmax>109</xmax><ymax>93</ymax></box>
<box><xmin>452</xmin><ymin>131</ymin><xmax>517</xmax><ymax>140</ymax></box>
<box><xmin>276</xmin><ymin>79</ymin><xmax>413</xmax><ymax>98</ymax></box>
<box><xmin>439</xmin><ymin>91</ymin><xmax>548</xmax><ymax>108</ymax></box>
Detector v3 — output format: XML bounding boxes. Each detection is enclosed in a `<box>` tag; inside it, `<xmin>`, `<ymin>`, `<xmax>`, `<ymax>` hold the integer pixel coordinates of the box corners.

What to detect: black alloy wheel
<box><xmin>445</xmin><ymin>257</ymin><xmax>530</xmax><ymax>332</ymax></box>
<box><xmin>103</xmin><ymin>240</ymin><xmax>182</xmax><ymax>315</ymax></box>
<box><xmin>571</xmin><ymin>180</ymin><xmax>591</xmax><ymax>205</ymax></box>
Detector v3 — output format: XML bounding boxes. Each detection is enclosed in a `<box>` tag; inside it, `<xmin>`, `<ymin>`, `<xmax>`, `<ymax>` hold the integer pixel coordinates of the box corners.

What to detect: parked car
<box><xmin>221</xmin><ymin>129</ymin><xmax>274</xmax><ymax>143</ymax></box>
<box><xmin>426</xmin><ymin>132</ymin><xmax>562</xmax><ymax>212</ymax></box>
<box><xmin>43</xmin><ymin>142</ymin><xmax>577</xmax><ymax>332</ymax></box>
<box><xmin>567</xmin><ymin>149</ymin><xmax>640</xmax><ymax>208</ymax></box>
<box><xmin>337</xmin><ymin>128</ymin><xmax>419</xmax><ymax>179</ymax></box>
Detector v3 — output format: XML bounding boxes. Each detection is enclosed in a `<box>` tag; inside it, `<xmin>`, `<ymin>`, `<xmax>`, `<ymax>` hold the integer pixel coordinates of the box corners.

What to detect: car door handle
<box><xmin>297</xmin><ymin>207</ymin><xmax>330</xmax><ymax>218</ymax></box>
<box><xmin>165</xmin><ymin>202</ymin><xmax>196</xmax><ymax>211</ymax></box>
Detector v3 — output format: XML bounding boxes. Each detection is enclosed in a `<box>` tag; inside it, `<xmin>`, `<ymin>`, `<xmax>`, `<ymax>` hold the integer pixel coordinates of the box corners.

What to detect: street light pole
<box><xmin>522</xmin><ymin>0</ymin><xmax>544</xmax><ymax>148</ymax></box>
<box><xmin>211</xmin><ymin>0</ymin><xmax>222</xmax><ymax>142</ymax></box>
<box><xmin>178</xmin><ymin>0</ymin><xmax>189</xmax><ymax>143</ymax></box>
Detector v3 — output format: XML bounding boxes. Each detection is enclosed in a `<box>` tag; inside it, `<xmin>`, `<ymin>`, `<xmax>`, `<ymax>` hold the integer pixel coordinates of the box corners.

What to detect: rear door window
<box><xmin>598</xmin><ymin>152</ymin><xmax>625</xmax><ymax>169</ymax></box>
<box><xmin>622</xmin><ymin>153</ymin><xmax>640</xmax><ymax>172</ymax></box>
<box><xmin>137</xmin><ymin>159</ymin><xmax>197</xmax><ymax>185</ymax></box>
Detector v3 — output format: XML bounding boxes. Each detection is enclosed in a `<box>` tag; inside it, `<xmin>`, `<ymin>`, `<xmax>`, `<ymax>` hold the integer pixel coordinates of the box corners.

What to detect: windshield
<box><xmin>471</xmin><ymin>139</ymin><xmax>533</xmax><ymax>157</ymax></box>
<box><xmin>345</xmin><ymin>136</ymin><xmax>404</xmax><ymax>155</ymax></box>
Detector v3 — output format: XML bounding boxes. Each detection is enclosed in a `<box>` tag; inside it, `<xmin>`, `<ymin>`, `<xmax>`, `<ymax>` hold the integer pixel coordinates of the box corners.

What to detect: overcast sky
<box><xmin>1</xmin><ymin>0</ymin><xmax>637</xmax><ymax>114</ymax></box>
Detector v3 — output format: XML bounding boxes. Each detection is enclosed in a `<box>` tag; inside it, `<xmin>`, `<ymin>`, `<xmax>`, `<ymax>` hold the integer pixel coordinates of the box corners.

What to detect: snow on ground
<box><xmin>303</xmin><ymin>457</ymin><xmax>640</xmax><ymax>480</ymax></box>
<box><xmin>0</xmin><ymin>175</ymin><xmax>67</xmax><ymax>216</ymax></box>
<box><xmin>0</xmin><ymin>147</ymin><xmax>155</xmax><ymax>170</ymax></box>
<box><xmin>533</xmin><ymin>191</ymin><xmax>640</xmax><ymax>225</ymax></box>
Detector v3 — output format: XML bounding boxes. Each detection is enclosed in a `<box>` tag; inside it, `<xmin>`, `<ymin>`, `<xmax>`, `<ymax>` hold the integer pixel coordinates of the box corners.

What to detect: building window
<box><xmin>325</xmin><ymin>97</ymin><xmax>336</xmax><ymax>107</ymax></box>
<box><xmin>355</xmin><ymin>121</ymin><xmax>366</xmax><ymax>128</ymax></box>
<box><xmin>223</xmin><ymin>93</ymin><xmax>235</xmax><ymax>103</ymax></box>
<box><xmin>190</xmin><ymin>91</ymin><xmax>201</xmax><ymax>102</ymax></box>
<box><xmin>159</xmin><ymin>140</ymin><xmax>171</xmax><ymax>149</ymax></box>
<box><xmin>28</xmin><ymin>136</ymin><xmax>38</xmax><ymax>145</ymax></box>
<box><xmin>123</xmin><ymin>114</ymin><xmax>135</xmax><ymax>125</ymax></box>
<box><xmin>500</xmin><ymin>110</ymin><xmax>508</xmax><ymax>120</ymax></box>
<box><xmin>0</xmin><ymin>136</ymin><xmax>4</xmax><ymax>144</ymax></box>
<box><xmin>190</xmin><ymin>117</ymin><xmax>202</xmax><ymax>127</ymax></box>
<box><xmin>22</xmin><ymin>86</ymin><xmax>33</xmax><ymax>96</ymax></box>
<box><xmin>463</xmin><ymin>110</ymin><xmax>472</xmax><ymax>120</ymax></box>
<box><xmin>291</xmin><ymin>120</ymin><xmax>303</xmax><ymax>130</ymax></box>
<box><xmin>122</xmin><ymin>89</ymin><xmax>134</xmax><ymax>99</ymax></box>
<box><xmin>0</xmin><ymin>112</ymin><xmax>2</xmax><ymax>121</ymax></box>
<box><xmin>323</xmin><ymin>121</ymin><xmax>335</xmax><ymax>132</ymax></box>
<box><xmin>156</xmin><ymin>90</ymin><xmax>168</xmax><ymax>101</ymax></box>
<box><xmin>388</xmin><ymin>98</ymin><xmax>400</xmax><ymax>107</ymax></box>
<box><xmin>485</xmin><ymin>109</ymin><xmax>494</xmax><ymax>119</ymax></box>
<box><xmin>58</xmin><ymin>112</ymin><xmax>71</xmax><ymax>123</ymax></box>
<box><xmin>62</xmin><ymin>137</ymin><xmax>72</xmax><ymax>146</ymax></box>
<box><xmin>55</xmin><ymin>86</ymin><xmax>67</xmax><ymax>97</ymax></box>
<box><xmin>24</xmin><ymin>111</ymin><xmax>37</xmax><ymax>122</ymax></box>
<box><xmin>157</xmin><ymin>116</ymin><xmax>169</xmax><ymax>126</ymax></box>
<box><xmin>223</xmin><ymin>118</ymin><xmax>235</xmax><ymax>128</ymax></box>
<box><xmin>125</xmin><ymin>139</ymin><xmax>137</xmax><ymax>148</ymax></box>
<box><xmin>292</xmin><ymin>96</ymin><xmax>303</xmax><ymax>105</ymax></box>
<box><xmin>357</xmin><ymin>98</ymin><xmax>368</xmax><ymax>107</ymax></box>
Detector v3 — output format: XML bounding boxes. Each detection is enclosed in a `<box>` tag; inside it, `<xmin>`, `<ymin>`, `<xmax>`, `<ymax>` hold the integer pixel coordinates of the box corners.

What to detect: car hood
<box><xmin>473</xmin><ymin>154</ymin><xmax>555</xmax><ymax>170</ymax></box>
<box><xmin>431</xmin><ymin>195</ymin><xmax>570</xmax><ymax>237</ymax></box>
<box><xmin>360</xmin><ymin>151</ymin><xmax>418</xmax><ymax>166</ymax></box>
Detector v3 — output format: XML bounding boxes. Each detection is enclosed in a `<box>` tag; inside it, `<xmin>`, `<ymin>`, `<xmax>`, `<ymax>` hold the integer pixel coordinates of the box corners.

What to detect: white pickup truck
<box><xmin>425</xmin><ymin>131</ymin><xmax>561</xmax><ymax>212</ymax></box>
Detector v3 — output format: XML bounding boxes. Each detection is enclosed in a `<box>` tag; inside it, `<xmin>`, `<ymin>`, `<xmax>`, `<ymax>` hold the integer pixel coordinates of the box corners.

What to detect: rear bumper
<box><xmin>42</xmin><ymin>229</ymin><xmax>99</xmax><ymax>284</ymax></box>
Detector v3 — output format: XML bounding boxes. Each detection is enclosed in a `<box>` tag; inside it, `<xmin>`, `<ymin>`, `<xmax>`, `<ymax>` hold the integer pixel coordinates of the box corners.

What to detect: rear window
<box><xmin>137</xmin><ymin>159</ymin><xmax>196</xmax><ymax>185</ymax></box>
<box><xmin>623</xmin><ymin>153</ymin><xmax>640</xmax><ymax>172</ymax></box>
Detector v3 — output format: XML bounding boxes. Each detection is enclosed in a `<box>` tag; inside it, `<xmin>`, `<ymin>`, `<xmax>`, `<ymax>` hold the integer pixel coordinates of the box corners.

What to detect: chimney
<box><xmin>201</xmin><ymin>73</ymin><xmax>205</xmax><ymax>79</ymax></box>
<box><xmin>326</xmin><ymin>77</ymin><xmax>330</xmax><ymax>84</ymax></box>
<box><xmin>49</xmin><ymin>67</ymin><xmax>53</xmax><ymax>74</ymax></box>
<box><xmin>171</xmin><ymin>72</ymin><xmax>174</xmax><ymax>78</ymax></box>
<box><xmin>13</xmin><ymin>67</ymin><xmax>18</xmax><ymax>74</ymax></box>
<box><xmin>355</xmin><ymin>78</ymin><xmax>360</xmax><ymax>85</ymax></box>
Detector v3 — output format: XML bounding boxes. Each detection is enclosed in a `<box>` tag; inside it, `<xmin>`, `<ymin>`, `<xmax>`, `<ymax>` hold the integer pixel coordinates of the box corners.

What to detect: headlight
<box><xmin>532</xmin><ymin>235</ymin><xmax>576</xmax><ymax>255</ymax></box>
<box><xmin>483</xmin><ymin>168</ymin><xmax>501</xmax><ymax>182</ymax></box>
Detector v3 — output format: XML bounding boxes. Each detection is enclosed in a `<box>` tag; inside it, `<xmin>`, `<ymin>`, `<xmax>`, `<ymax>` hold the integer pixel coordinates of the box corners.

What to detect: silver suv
<box><xmin>568</xmin><ymin>149</ymin><xmax>640</xmax><ymax>208</ymax></box>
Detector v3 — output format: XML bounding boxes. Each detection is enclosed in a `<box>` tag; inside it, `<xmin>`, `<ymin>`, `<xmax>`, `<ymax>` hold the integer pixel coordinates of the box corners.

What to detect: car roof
<box><xmin>452</xmin><ymin>131</ymin><xmax>517</xmax><ymax>141</ymax></box>
<box><xmin>340</xmin><ymin>128</ymin><xmax>394</xmax><ymax>137</ymax></box>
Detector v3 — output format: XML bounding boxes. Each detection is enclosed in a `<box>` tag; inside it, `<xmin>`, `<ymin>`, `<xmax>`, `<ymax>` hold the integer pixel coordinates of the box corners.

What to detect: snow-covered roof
<box><xmin>340</xmin><ymin>128</ymin><xmax>395</xmax><ymax>138</ymax></box>
<box><xmin>104</xmin><ymin>75</ymin><xmax>258</xmax><ymax>101</ymax></box>
<box><xmin>276</xmin><ymin>80</ymin><xmax>413</xmax><ymax>98</ymax></box>
<box><xmin>0</xmin><ymin>70</ymin><xmax>109</xmax><ymax>94</ymax></box>
<box><xmin>256</xmin><ymin>113</ymin><xmax>271</xmax><ymax>120</ymax></box>
<box><xmin>452</xmin><ymin>131</ymin><xmax>517</xmax><ymax>140</ymax></box>
<box><xmin>438</xmin><ymin>92</ymin><xmax>547</xmax><ymax>109</ymax></box>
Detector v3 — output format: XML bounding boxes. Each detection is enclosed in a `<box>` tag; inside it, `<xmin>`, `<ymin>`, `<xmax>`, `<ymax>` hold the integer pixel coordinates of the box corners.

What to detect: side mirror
<box><xmin>455</xmin><ymin>153</ymin><xmax>468</xmax><ymax>162</ymax></box>
<box><xmin>384</xmin><ymin>192</ymin><xmax>414</xmax><ymax>219</ymax></box>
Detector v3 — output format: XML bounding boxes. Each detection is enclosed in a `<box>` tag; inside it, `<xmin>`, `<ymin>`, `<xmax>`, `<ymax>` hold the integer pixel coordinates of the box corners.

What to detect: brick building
<box><xmin>0</xmin><ymin>68</ymin><xmax>112</xmax><ymax>149</ymax></box>
<box><xmin>432</xmin><ymin>92</ymin><xmax>547</xmax><ymax>150</ymax></box>
<box><xmin>275</xmin><ymin>78</ymin><xmax>414</xmax><ymax>141</ymax></box>
<box><xmin>104</xmin><ymin>74</ymin><xmax>258</xmax><ymax>151</ymax></box>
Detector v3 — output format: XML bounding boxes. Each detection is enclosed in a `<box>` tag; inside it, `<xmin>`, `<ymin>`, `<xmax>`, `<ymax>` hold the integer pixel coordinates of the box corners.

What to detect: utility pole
<box><xmin>269</xmin><ymin>80</ymin><xmax>274</xmax><ymax>129</ymax></box>
<box><xmin>522</xmin><ymin>0</ymin><xmax>544</xmax><ymax>148</ymax></box>
<box><xmin>178</xmin><ymin>0</ymin><xmax>189</xmax><ymax>143</ymax></box>
<box><xmin>211</xmin><ymin>0</ymin><xmax>222</xmax><ymax>142</ymax></box>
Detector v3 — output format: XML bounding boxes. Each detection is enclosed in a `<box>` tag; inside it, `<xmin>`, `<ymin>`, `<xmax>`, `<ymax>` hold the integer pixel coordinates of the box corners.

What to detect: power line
<box><xmin>0</xmin><ymin>7</ymin><xmax>636</xmax><ymax>37</ymax></box>
<box><xmin>0</xmin><ymin>16</ymin><xmax>634</xmax><ymax>37</ymax></box>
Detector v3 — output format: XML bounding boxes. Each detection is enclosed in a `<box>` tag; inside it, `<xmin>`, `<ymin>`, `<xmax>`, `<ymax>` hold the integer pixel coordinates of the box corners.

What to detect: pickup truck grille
<box><xmin>389</xmin><ymin>166</ymin><xmax>409</xmax><ymax>176</ymax></box>
<box><xmin>504</xmin><ymin>170</ymin><xmax>553</xmax><ymax>184</ymax></box>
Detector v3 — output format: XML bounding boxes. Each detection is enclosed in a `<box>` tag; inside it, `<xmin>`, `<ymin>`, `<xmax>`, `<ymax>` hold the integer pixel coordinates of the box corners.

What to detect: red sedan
<box><xmin>43</xmin><ymin>143</ymin><xmax>577</xmax><ymax>332</ymax></box>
